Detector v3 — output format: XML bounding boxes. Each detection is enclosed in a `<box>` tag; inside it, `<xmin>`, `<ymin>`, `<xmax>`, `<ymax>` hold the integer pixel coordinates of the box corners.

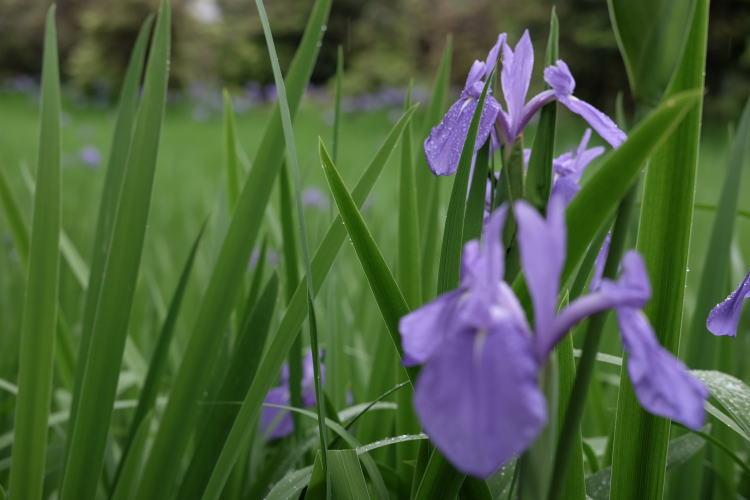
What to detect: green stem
<box><xmin>547</xmin><ymin>181</ymin><xmax>639</xmax><ymax>500</ymax></box>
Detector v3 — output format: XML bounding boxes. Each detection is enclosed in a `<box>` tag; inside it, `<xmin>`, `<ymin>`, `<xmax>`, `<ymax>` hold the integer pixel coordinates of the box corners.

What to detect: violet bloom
<box><xmin>302</xmin><ymin>186</ymin><xmax>329</xmax><ymax>209</ymax></box>
<box><xmin>544</xmin><ymin>60</ymin><xmax>627</xmax><ymax>148</ymax></box>
<box><xmin>261</xmin><ymin>350</ymin><xmax>322</xmax><ymax>439</ymax></box>
<box><xmin>399</xmin><ymin>198</ymin><xmax>707</xmax><ymax>477</ymax></box>
<box><xmin>424</xmin><ymin>34</ymin><xmax>504</xmax><ymax>176</ymax></box>
<box><xmin>79</xmin><ymin>146</ymin><xmax>102</xmax><ymax>168</ymax></box>
<box><xmin>707</xmin><ymin>271</ymin><xmax>750</xmax><ymax>336</ymax></box>
<box><xmin>550</xmin><ymin>129</ymin><xmax>605</xmax><ymax>204</ymax></box>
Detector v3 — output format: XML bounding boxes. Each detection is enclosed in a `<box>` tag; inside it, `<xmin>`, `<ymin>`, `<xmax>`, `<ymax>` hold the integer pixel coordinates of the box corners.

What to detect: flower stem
<box><xmin>546</xmin><ymin>181</ymin><xmax>639</xmax><ymax>500</ymax></box>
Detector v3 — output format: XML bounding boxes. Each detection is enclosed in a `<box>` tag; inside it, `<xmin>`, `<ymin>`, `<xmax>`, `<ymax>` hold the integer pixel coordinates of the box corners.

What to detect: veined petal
<box><xmin>515</xmin><ymin>197</ymin><xmax>566</xmax><ymax>341</ymax></box>
<box><xmin>707</xmin><ymin>270</ymin><xmax>750</xmax><ymax>337</ymax></box>
<box><xmin>558</xmin><ymin>95</ymin><xmax>626</xmax><ymax>148</ymax></box>
<box><xmin>399</xmin><ymin>290</ymin><xmax>463</xmax><ymax>366</ymax></box>
<box><xmin>424</xmin><ymin>95</ymin><xmax>501</xmax><ymax>176</ymax></box>
<box><xmin>261</xmin><ymin>386</ymin><xmax>294</xmax><ymax>439</ymax></box>
<box><xmin>414</xmin><ymin>317</ymin><xmax>546</xmax><ymax>478</ymax></box>
<box><xmin>501</xmin><ymin>31</ymin><xmax>534</xmax><ymax>126</ymax></box>
<box><xmin>618</xmin><ymin>307</ymin><xmax>708</xmax><ymax>430</ymax></box>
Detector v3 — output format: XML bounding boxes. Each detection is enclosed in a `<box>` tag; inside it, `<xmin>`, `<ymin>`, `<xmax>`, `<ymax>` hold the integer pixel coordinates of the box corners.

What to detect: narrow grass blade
<box><xmin>463</xmin><ymin>142</ymin><xmax>489</xmax><ymax>243</ymax></box>
<box><xmin>398</xmin><ymin>83</ymin><xmax>421</xmax><ymax>308</ymax></box>
<box><xmin>0</xmin><ymin>163</ymin><xmax>29</xmax><ymax>260</ymax></box>
<box><xmin>118</xmin><ymin>222</ymin><xmax>205</xmax><ymax>469</ymax></box>
<box><xmin>610</xmin><ymin>2</ymin><xmax>709</xmax><ymax>498</ymax></box>
<box><xmin>419</xmin><ymin>36</ymin><xmax>452</xmax><ymax>299</ymax></box>
<box><xmin>685</xmin><ymin>99</ymin><xmax>750</xmax><ymax>367</ymax></box>
<box><xmin>178</xmin><ymin>274</ymin><xmax>279</xmax><ymax>497</ymax></box>
<box><xmin>692</xmin><ymin>371</ymin><xmax>750</xmax><ymax>437</ymax></box>
<box><xmin>8</xmin><ymin>8</ymin><xmax>61</xmax><ymax>499</ymax></box>
<box><xmin>333</xmin><ymin>45</ymin><xmax>344</xmax><ymax>163</ymax></box>
<box><xmin>437</xmin><ymin>73</ymin><xmax>493</xmax><ymax>293</ymax></box>
<box><xmin>525</xmin><ymin>7</ymin><xmax>559</xmax><ymax>211</ymax></box>
<box><xmin>198</xmin><ymin>109</ymin><xmax>415</xmax><ymax>498</ymax></box>
<box><xmin>111</xmin><ymin>411</ymin><xmax>153</xmax><ymax>500</ymax></box>
<box><xmin>136</xmin><ymin>2</ymin><xmax>332</xmax><ymax>496</ymax></box>
<box><xmin>60</xmin><ymin>3</ymin><xmax>170</xmax><ymax>498</ymax></box>
<box><xmin>607</xmin><ymin>0</ymin><xmax>697</xmax><ymax>106</ymax></box>
<box><xmin>266</xmin><ymin>466</ymin><xmax>314</xmax><ymax>500</ymax></box>
<box><xmin>319</xmin><ymin>140</ymin><xmax>414</xmax><ymax>377</ymax></box>
<box><xmin>222</xmin><ymin>89</ymin><xmax>241</xmax><ymax>210</ymax></box>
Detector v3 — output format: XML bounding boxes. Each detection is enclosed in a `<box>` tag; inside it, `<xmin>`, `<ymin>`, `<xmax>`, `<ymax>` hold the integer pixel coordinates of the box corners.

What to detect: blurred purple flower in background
<box><xmin>261</xmin><ymin>350</ymin><xmax>323</xmax><ymax>439</ymax></box>
<box><xmin>79</xmin><ymin>146</ymin><xmax>102</xmax><ymax>168</ymax></box>
<box><xmin>302</xmin><ymin>186</ymin><xmax>329</xmax><ymax>209</ymax></box>
<box><xmin>707</xmin><ymin>270</ymin><xmax>750</xmax><ymax>336</ymax></box>
<box><xmin>398</xmin><ymin>197</ymin><xmax>707</xmax><ymax>477</ymax></box>
<box><xmin>550</xmin><ymin>128</ymin><xmax>605</xmax><ymax>204</ymax></box>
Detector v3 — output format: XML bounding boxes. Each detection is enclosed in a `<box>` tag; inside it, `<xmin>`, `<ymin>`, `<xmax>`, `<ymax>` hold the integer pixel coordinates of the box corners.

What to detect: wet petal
<box><xmin>558</xmin><ymin>96</ymin><xmax>626</xmax><ymax>148</ymax></box>
<box><xmin>484</xmin><ymin>33</ymin><xmax>507</xmax><ymax>77</ymax></box>
<box><xmin>424</xmin><ymin>96</ymin><xmax>501</xmax><ymax>176</ymax></box>
<box><xmin>618</xmin><ymin>307</ymin><xmax>708</xmax><ymax>430</ymax></box>
<box><xmin>399</xmin><ymin>290</ymin><xmax>463</xmax><ymax>366</ymax></box>
<box><xmin>414</xmin><ymin>317</ymin><xmax>546</xmax><ymax>478</ymax></box>
<box><xmin>501</xmin><ymin>30</ymin><xmax>534</xmax><ymax>125</ymax></box>
<box><xmin>707</xmin><ymin>270</ymin><xmax>750</xmax><ymax>337</ymax></box>
<box><xmin>261</xmin><ymin>386</ymin><xmax>294</xmax><ymax>439</ymax></box>
<box><xmin>515</xmin><ymin>197</ymin><xmax>566</xmax><ymax>340</ymax></box>
<box><xmin>464</xmin><ymin>60</ymin><xmax>487</xmax><ymax>93</ymax></box>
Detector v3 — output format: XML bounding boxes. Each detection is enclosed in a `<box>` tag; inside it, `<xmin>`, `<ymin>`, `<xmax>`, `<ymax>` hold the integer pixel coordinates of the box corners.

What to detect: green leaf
<box><xmin>525</xmin><ymin>7</ymin><xmax>559</xmax><ymax>211</ymax></box>
<box><xmin>177</xmin><ymin>274</ymin><xmax>279</xmax><ymax>498</ymax></box>
<box><xmin>135</xmin><ymin>1</ymin><xmax>332</xmax><ymax>496</ymax></box>
<box><xmin>199</xmin><ymin>107</ymin><xmax>415</xmax><ymax>499</ymax></box>
<box><xmin>685</xmin><ymin>99</ymin><xmax>750</xmax><ymax>367</ymax></box>
<box><xmin>332</xmin><ymin>45</ymin><xmax>344</xmax><ymax>163</ymax></box>
<box><xmin>319</xmin><ymin>140</ymin><xmax>415</xmax><ymax>378</ymax></box>
<box><xmin>692</xmin><ymin>371</ymin><xmax>750</xmax><ymax>438</ymax></box>
<box><xmin>610</xmin><ymin>2</ymin><xmax>709</xmax><ymax>498</ymax></box>
<box><xmin>222</xmin><ymin>89</ymin><xmax>241</xmax><ymax>210</ymax></box>
<box><xmin>69</xmin><ymin>12</ymin><xmax>153</xmax><ymax>432</ymax></box>
<box><xmin>437</xmin><ymin>73</ymin><xmax>493</xmax><ymax>294</ymax></box>
<box><xmin>328</xmin><ymin>450</ymin><xmax>371</xmax><ymax>500</ymax></box>
<box><xmin>60</xmin><ymin>2</ymin><xmax>170</xmax><ymax>498</ymax></box>
<box><xmin>585</xmin><ymin>432</ymin><xmax>706</xmax><ymax>500</ymax></box>
<box><xmin>607</xmin><ymin>0</ymin><xmax>697</xmax><ymax>106</ymax></box>
<box><xmin>111</xmin><ymin>411</ymin><xmax>153</xmax><ymax>500</ymax></box>
<box><xmin>560</xmin><ymin>90</ymin><xmax>700</xmax><ymax>289</ymax></box>
<box><xmin>463</xmin><ymin>142</ymin><xmax>489</xmax><ymax>243</ymax></box>
<box><xmin>266</xmin><ymin>466</ymin><xmax>314</xmax><ymax>500</ymax></box>
<box><xmin>8</xmin><ymin>7</ymin><xmax>61</xmax><ymax>500</ymax></box>
<box><xmin>118</xmin><ymin>222</ymin><xmax>205</xmax><ymax>477</ymax></box>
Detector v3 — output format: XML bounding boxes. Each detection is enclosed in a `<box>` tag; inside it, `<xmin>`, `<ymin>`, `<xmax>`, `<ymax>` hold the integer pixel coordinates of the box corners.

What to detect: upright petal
<box><xmin>707</xmin><ymin>270</ymin><xmax>750</xmax><ymax>337</ymax></box>
<box><xmin>559</xmin><ymin>96</ymin><xmax>626</xmax><ymax>148</ymax></box>
<box><xmin>544</xmin><ymin>59</ymin><xmax>576</xmax><ymax>95</ymax></box>
<box><xmin>550</xmin><ymin>177</ymin><xmax>580</xmax><ymax>205</ymax></box>
<box><xmin>589</xmin><ymin>233</ymin><xmax>611</xmax><ymax>292</ymax></box>
<box><xmin>463</xmin><ymin>60</ymin><xmax>487</xmax><ymax>96</ymax></box>
<box><xmin>461</xmin><ymin>205</ymin><xmax>508</xmax><ymax>291</ymax></box>
<box><xmin>484</xmin><ymin>33</ymin><xmax>507</xmax><ymax>77</ymax></box>
<box><xmin>617</xmin><ymin>307</ymin><xmax>708</xmax><ymax>430</ymax></box>
<box><xmin>261</xmin><ymin>386</ymin><xmax>294</xmax><ymax>439</ymax></box>
<box><xmin>501</xmin><ymin>31</ymin><xmax>534</xmax><ymax>128</ymax></box>
<box><xmin>424</xmin><ymin>95</ymin><xmax>501</xmax><ymax>176</ymax></box>
<box><xmin>399</xmin><ymin>290</ymin><xmax>463</xmax><ymax>366</ymax></box>
<box><xmin>414</xmin><ymin>317</ymin><xmax>546</xmax><ymax>478</ymax></box>
<box><xmin>515</xmin><ymin>197</ymin><xmax>566</xmax><ymax>341</ymax></box>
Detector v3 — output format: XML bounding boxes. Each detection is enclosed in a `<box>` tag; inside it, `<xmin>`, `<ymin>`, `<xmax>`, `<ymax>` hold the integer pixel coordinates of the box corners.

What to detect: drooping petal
<box><xmin>617</xmin><ymin>307</ymin><xmax>708</xmax><ymax>430</ymax></box>
<box><xmin>512</xmin><ymin>89</ymin><xmax>556</xmax><ymax>139</ymax></box>
<box><xmin>414</xmin><ymin>317</ymin><xmax>546</xmax><ymax>478</ymax></box>
<box><xmin>399</xmin><ymin>290</ymin><xmax>463</xmax><ymax>366</ymax></box>
<box><xmin>261</xmin><ymin>386</ymin><xmax>294</xmax><ymax>439</ymax></box>
<box><xmin>558</xmin><ymin>96</ymin><xmax>626</xmax><ymax>148</ymax></box>
<box><xmin>424</xmin><ymin>95</ymin><xmax>501</xmax><ymax>176</ymax></box>
<box><xmin>544</xmin><ymin>250</ymin><xmax>650</xmax><ymax>358</ymax></box>
<box><xmin>707</xmin><ymin>270</ymin><xmax>750</xmax><ymax>337</ymax></box>
<box><xmin>501</xmin><ymin>31</ymin><xmax>534</xmax><ymax>127</ymax></box>
<box><xmin>515</xmin><ymin>197</ymin><xmax>566</xmax><ymax>341</ymax></box>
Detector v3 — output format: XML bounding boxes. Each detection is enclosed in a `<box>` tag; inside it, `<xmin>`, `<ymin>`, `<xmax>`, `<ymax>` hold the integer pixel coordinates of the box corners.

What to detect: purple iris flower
<box><xmin>544</xmin><ymin>60</ymin><xmax>627</xmax><ymax>148</ymax></box>
<box><xmin>399</xmin><ymin>198</ymin><xmax>707</xmax><ymax>477</ymax></box>
<box><xmin>261</xmin><ymin>350</ymin><xmax>322</xmax><ymax>439</ymax></box>
<box><xmin>550</xmin><ymin>128</ymin><xmax>605</xmax><ymax>204</ymax></box>
<box><xmin>707</xmin><ymin>270</ymin><xmax>750</xmax><ymax>336</ymax></box>
<box><xmin>79</xmin><ymin>146</ymin><xmax>102</xmax><ymax>168</ymax></box>
<box><xmin>302</xmin><ymin>186</ymin><xmax>329</xmax><ymax>209</ymax></box>
<box><xmin>424</xmin><ymin>34</ymin><xmax>505</xmax><ymax>176</ymax></box>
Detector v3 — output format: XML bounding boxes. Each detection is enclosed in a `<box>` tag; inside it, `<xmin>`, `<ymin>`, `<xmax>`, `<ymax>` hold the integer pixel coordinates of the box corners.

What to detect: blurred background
<box><xmin>0</xmin><ymin>0</ymin><xmax>748</xmax><ymax>120</ymax></box>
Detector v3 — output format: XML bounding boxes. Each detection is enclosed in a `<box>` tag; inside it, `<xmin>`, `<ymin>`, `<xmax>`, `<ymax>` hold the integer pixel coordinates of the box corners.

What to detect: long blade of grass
<box><xmin>199</xmin><ymin>109</ymin><xmax>415</xmax><ymax>498</ymax></box>
<box><xmin>60</xmin><ymin>3</ymin><xmax>170</xmax><ymax>498</ymax></box>
<box><xmin>610</xmin><ymin>2</ymin><xmax>709</xmax><ymax>497</ymax></box>
<box><xmin>328</xmin><ymin>450</ymin><xmax>371</xmax><ymax>499</ymax></box>
<box><xmin>135</xmin><ymin>1</ymin><xmax>332</xmax><ymax>496</ymax></box>
<box><xmin>110</xmin><ymin>411</ymin><xmax>153</xmax><ymax>500</ymax></box>
<box><xmin>7</xmin><ymin>7</ymin><xmax>61</xmax><ymax>499</ymax></box>
<box><xmin>222</xmin><ymin>89</ymin><xmax>241</xmax><ymax>210</ymax></box>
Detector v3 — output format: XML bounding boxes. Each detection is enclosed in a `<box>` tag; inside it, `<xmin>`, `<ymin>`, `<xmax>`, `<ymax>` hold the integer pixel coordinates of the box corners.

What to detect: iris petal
<box><xmin>707</xmin><ymin>270</ymin><xmax>750</xmax><ymax>337</ymax></box>
<box><xmin>261</xmin><ymin>386</ymin><xmax>293</xmax><ymax>439</ymax></box>
<box><xmin>414</xmin><ymin>316</ymin><xmax>546</xmax><ymax>478</ymax></box>
<box><xmin>559</xmin><ymin>96</ymin><xmax>626</xmax><ymax>148</ymax></box>
<box><xmin>399</xmin><ymin>290</ymin><xmax>463</xmax><ymax>366</ymax></box>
